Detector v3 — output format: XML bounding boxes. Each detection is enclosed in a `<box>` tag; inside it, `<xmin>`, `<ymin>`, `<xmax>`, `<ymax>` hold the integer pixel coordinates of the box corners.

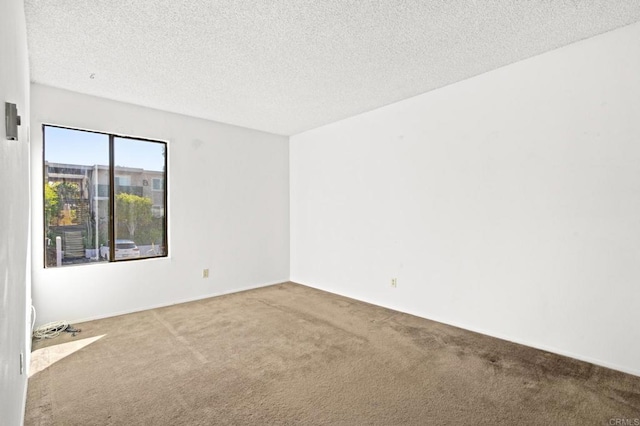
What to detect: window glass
<box><xmin>44</xmin><ymin>127</ymin><xmax>109</xmax><ymax>267</ymax></box>
<box><xmin>152</xmin><ymin>178</ymin><xmax>164</xmax><ymax>191</ymax></box>
<box><xmin>43</xmin><ymin>126</ymin><xmax>167</xmax><ymax>267</ymax></box>
<box><xmin>115</xmin><ymin>176</ymin><xmax>131</xmax><ymax>186</ymax></box>
<box><xmin>114</xmin><ymin>137</ymin><xmax>167</xmax><ymax>259</ymax></box>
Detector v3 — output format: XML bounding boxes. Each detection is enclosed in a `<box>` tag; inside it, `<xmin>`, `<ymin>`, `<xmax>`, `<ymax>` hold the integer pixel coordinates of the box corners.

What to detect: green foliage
<box><xmin>53</xmin><ymin>181</ymin><xmax>80</xmax><ymax>202</ymax></box>
<box><xmin>133</xmin><ymin>217</ymin><xmax>165</xmax><ymax>246</ymax></box>
<box><xmin>44</xmin><ymin>183</ymin><xmax>60</xmax><ymax>226</ymax></box>
<box><xmin>116</xmin><ymin>193</ymin><xmax>153</xmax><ymax>239</ymax></box>
<box><xmin>45</xmin><ymin>181</ymin><xmax>81</xmax><ymax>226</ymax></box>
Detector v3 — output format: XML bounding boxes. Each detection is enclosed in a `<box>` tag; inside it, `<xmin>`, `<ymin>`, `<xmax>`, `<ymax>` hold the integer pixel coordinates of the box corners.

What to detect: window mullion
<box><xmin>108</xmin><ymin>134</ymin><xmax>115</xmax><ymax>262</ymax></box>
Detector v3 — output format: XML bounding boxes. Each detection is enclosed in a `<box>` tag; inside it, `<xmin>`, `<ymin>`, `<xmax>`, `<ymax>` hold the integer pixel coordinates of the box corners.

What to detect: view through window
<box><xmin>43</xmin><ymin>125</ymin><xmax>167</xmax><ymax>267</ymax></box>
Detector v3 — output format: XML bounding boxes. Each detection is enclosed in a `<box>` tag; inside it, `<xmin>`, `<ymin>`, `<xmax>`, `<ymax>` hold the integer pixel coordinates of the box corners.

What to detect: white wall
<box><xmin>0</xmin><ymin>0</ymin><xmax>31</xmax><ymax>424</ymax></box>
<box><xmin>291</xmin><ymin>22</ymin><xmax>640</xmax><ymax>376</ymax></box>
<box><xmin>31</xmin><ymin>85</ymin><xmax>289</xmax><ymax>326</ymax></box>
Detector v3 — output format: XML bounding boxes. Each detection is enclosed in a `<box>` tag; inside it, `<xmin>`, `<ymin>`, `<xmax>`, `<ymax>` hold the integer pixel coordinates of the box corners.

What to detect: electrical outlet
<box><xmin>391</xmin><ymin>278</ymin><xmax>397</xmax><ymax>288</ymax></box>
<box><xmin>202</xmin><ymin>268</ymin><xmax>209</xmax><ymax>278</ymax></box>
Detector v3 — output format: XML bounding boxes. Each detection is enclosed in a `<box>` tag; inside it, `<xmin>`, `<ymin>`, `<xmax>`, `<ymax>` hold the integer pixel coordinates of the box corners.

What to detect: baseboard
<box><xmin>66</xmin><ymin>279</ymin><xmax>288</xmax><ymax>325</ymax></box>
<box><xmin>293</xmin><ymin>280</ymin><xmax>640</xmax><ymax>378</ymax></box>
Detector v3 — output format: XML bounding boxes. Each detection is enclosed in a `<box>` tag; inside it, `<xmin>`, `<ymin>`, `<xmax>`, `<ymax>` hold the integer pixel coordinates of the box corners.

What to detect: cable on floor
<box><xmin>33</xmin><ymin>321</ymin><xmax>70</xmax><ymax>340</ymax></box>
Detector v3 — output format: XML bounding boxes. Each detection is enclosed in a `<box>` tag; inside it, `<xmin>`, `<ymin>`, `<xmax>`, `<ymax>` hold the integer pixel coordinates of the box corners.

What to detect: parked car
<box><xmin>100</xmin><ymin>239</ymin><xmax>141</xmax><ymax>260</ymax></box>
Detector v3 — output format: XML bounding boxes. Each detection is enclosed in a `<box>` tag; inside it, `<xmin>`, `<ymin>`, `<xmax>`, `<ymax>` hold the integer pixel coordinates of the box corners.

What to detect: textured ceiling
<box><xmin>25</xmin><ymin>1</ymin><xmax>640</xmax><ymax>136</ymax></box>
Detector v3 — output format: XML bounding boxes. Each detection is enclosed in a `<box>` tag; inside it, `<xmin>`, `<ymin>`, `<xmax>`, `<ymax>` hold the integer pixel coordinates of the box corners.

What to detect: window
<box><xmin>152</xmin><ymin>178</ymin><xmax>164</xmax><ymax>191</ymax></box>
<box><xmin>43</xmin><ymin>125</ymin><xmax>168</xmax><ymax>267</ymax></box>
<box><xmin>115</xmin><ymin>176</ymin><xmax>131</xmax><ymax>186</ymax></box>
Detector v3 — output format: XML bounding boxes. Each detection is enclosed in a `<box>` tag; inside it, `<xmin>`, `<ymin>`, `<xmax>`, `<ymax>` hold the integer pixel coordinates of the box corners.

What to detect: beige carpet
<box><xmin>25</xmin><ymin>282</ymin><xmax>640</xmax><ymax>425</ymax></box>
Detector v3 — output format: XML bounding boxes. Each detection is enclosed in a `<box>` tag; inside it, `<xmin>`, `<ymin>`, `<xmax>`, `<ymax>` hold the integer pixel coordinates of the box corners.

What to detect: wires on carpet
<box><xmin>33</xmin><ymin>321</ymin><xmax>70</xmax><ymax>340</ymax></box>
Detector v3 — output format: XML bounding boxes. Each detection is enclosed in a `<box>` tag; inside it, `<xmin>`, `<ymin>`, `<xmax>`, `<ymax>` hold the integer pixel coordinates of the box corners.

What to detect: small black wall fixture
<box><xmin>5</xmin><ymin>102</ymin><xmax>21</xmax><ymax>141</ymax></box>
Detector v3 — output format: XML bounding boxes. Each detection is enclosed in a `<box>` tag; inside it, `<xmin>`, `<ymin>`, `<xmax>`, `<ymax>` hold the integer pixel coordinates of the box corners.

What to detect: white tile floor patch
<box><xmin>29</xmin><ymin>335</ymin><xmax>106</xmax><ymax>378</ymax></box>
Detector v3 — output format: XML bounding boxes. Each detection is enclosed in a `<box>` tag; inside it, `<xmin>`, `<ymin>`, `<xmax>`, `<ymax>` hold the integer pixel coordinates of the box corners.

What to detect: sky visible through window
<box><xmin>45</xmin><ymin>126</ymin><xmax>165</xmax><ymax>171</ymax></box>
